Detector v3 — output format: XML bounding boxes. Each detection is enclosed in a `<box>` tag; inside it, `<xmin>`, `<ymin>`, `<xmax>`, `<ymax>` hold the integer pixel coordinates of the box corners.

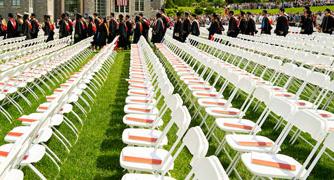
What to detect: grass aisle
<box><xmin>56</xmin><ymin>51</ymin><xmax>129</xmax><ymax>179</ymax></box>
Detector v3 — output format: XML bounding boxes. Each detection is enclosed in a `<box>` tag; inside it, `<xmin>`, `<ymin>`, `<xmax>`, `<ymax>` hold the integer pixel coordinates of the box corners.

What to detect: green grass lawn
<box><xmin>2</xmin><ymin>42</ymin><xmax>333</xmax><ymax>179</ymax></box>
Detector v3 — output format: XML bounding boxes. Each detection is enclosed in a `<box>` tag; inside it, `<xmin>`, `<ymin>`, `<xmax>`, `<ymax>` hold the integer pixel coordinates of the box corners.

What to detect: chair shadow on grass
<box><xmin>94</xmin><ymin>51</ymin><xmax>129</xmax><ymax>179</ymax></box>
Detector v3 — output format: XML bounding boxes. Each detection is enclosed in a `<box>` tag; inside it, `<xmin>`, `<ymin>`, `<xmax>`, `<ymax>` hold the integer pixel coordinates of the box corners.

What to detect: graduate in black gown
<box><xmin>261</xmin><ymin>10</ymin><xmax>272</xmax><ymax>34</ymax></box>
<box><xmin>182</xmin><ymin>12</ymin><xmax>191</xmax><ymax>42</ymax></box>
<box><xmin>151</xmin><ymin>12</ymin><xmax>164</xmax><ymax>44</ymax></box>
<box><xmin>87</xmin><ymin>16</ymin><xmax>96</xmax><ymax>37</ymax></box>
<box><xmin>300</xmin><ymin>10</ymin><xmax>314</xmax><ymax>35</ymax></box>
<box><xmin>245</xmin><ymin>12</ymin><xmax>257</xmax><ymax>35</ymax></box>
<box><xmin>139</xmin><ymin>13</ymin><xmax>150</xmax><ymax>40</ymax></box>
<box><xmin>208</xmin><ymin>14</ymin><xmax>220</xmax><ymax>40</ymax></box>
<box><xmin>275</xmin><ymin>8</ymin><xmax>289</xmax><ymax>36</ymax></box>
<box><xmin>7</xmin><ymin>13</ymin><xmax>18</xmax><ymax>38</ymax></box>
<box><xmin>108</xmin><ymin>13</ymin><xmax>118</xmax><ymax>43</ymax></box>
<box><xmin>118</xmin><ymin>14</ymin><xmax>128</xmax><ymax>49</ymax></box>
<box><xmin>74</xmin><ymin>14</ymin><xmax>85</xmax><ymax>43</ymax></box>
<box><xmin>173</xmin><ymin>12</ymin><xmax>183</xmax><ymax>42</ymax></box>
<box><xmin>190</xmin><ymin>14</ymin><xmax>200</xmax><ymax>36</ymax></box>
<box><xmin>320</xmin><ymin>8</ymin><xmax>334</xmax><ymax>34</ymax></box>
<box><xmin>227</xmin><ymin>11</ymin><xmax>239</xmax><ymax>37</ymax></box>
<box><xmin>239</xmin><ymin>11</ymin><xmax>247</xmax><ymax>34</ymax></box>
<box><xmin>97</xmin><ymin>17</ymin><xmax>109</xmax><ymax>49</ymax></box>
<box><xmin>42</xmin><ymin>15</ymin><xmax>54</xmax><ymax>42</ymax></box>
<box><xmin>30</xmin><ymin>13</ymin><xmax>39</xmax><ymax>39</ymax></box>
<box><xmin>125</xmin><ymin>15</ymin><xmax>133</xmax><ymax>50</ymax></box>
<box><xmin>22</xmin><ymin>13</ymin><xmax>32</xmax><ymax>40</ymax></box>
<box><xmin>133</xmin><ymin>15</ymin><xmax>143</xmax><ymax>44</ymax></box>
<box><xmin>59</xmin><ymin>13</ymin><xmax>70</xmax><ymax>38</ymax></box>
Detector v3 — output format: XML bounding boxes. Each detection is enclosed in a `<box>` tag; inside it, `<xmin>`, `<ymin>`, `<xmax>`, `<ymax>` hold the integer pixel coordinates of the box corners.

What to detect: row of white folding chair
<box><xmin>0</xmin><ymin>36</ymin><xmax>47</xmax><ymax>54</ymax></box>
<box><xmin>121</xmin><ymin>42</ymin><xmax>190</xmax><ymax>177</ymax></box>
<box><xmin>0</xmin><ymin>36</ymin><xmax>26</xmax><ymax>47</ymax></box>
<box><xmin>183</xmin><ymin>34</ymin><xmax>334</xmax><ymax>179</ymax></box>
<box><xmin>0</xmin><ymin>38</ymin><xmax>91</xmax><ymax>122</ymax></box>
<box><xmin>0</xmin><ymin>38</ymin><xmax>118</xmax><ymax>179</ymax></box>
<box><xmin>120</xmin><ymin>37</ymin><xmax>228</xmax><ymax>180</ymax></box>
<box><xmin>0</xmin><ymin>37</ymin><xmax>71</xmax><ymax>72</ymax></box>
<box><xmin>165</xmin><ymin>34</ymin><xmax>333</xmax><ymax>179</ymax></box>
<box><xmin>188</xmin><ymin>34</ymin><xmax>334</xmax><ymax>139</ymax></box>
<box><xmin>0</xmin><ymin>36</ymin><xmax>69</xmax><ymax>65</ymax></box>
<box><xmin>238</xmin><ymin>32</ymin><xmax>334</xmax><ymax>56</ymax></box>
<box><xmin>188</xmin><ymin>34</ymin><xmax>334</xmax><ymax>115</ymax></box>
<box><xmin>211</xmin><ymin>33</ymin><xmax>334</xmax><ymax>73</ymax></box>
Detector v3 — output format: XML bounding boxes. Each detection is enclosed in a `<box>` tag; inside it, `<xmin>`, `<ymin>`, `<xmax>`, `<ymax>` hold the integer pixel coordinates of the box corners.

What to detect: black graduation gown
<box><xmin>173</xmin><ymin>20</ymin><xmax>183</xmax><ymax>42</ymax></box>
<box><xmin>191</xmin><ymin>20</ymin><xmax>200</xmax><ymax>36</ymax></box>
<box><xmin>141</xmin><ymin>18</ymin><xmax>150</xmax><ymax>40</ymax></box>
<box><xmin>182</xmin><ymin>18</ymin><xmax>191</xmax><ymax>41</ymax></box>
<box><xmin>59</xmin><ymin>19</ymin><xmax>70</xmax><ymax>38</ymax></box>
<box><xmin>151</xmin><ymin>18</ymin><xmax>164</xmax><ymax>44</ymax></box>
<box><xmin>97</xmin><ymin>23</ymin><xmax>108</xmax><ymax>47</ymax></box>
<box><xmin>42</xmin><ymin>22</ymin><xmax>54</xmax><ymax>42</ymax></box>
<box><xmin>227</xmin><ymin>17</ymin><xmax>239</xmax><ymax>37</ymax></box>
<box><xmin>261</xmin><ymin>17</ymin><xmax>272</xmax><ymax>34</ymax></box>
<box><xmin>133</xmin><ymin>21</ymin><xmax>143</xmax><ymax>44</ymax></box>
<box><xmin>208</xmin><ymin>20</ymin><xmax>220</xmax><ymax>39</ymax></box>
<box><xmin>74</xmin><ymin>20</ymin><xmax>84</xmax><ymax>43</ymax></box>
<box><xmin>239</xmin><ymin>18</ymin><xmax>247</xmax><ymax>34</ymax></box>
<box><xmin>321</xmin><ymin>15</ymin><xmax>334</xmax><ymax>34</ymax></box>
<box><xmin>23</xmin><ymin>19</ymin><xmax>32</xmax><ymax>40</ymax></box>
<box><xmin>126</xmin><ymin>20</ymin><xmax>133</xmax><ymax>48</ymax></box>
<box><xmin>275</xmin><ymin>16</ymin><xmax>289</xmax><ymax>36</ymax></box>
<box><xmin>87</xmin><ymin>22</ymin><xmax>95</xmax><ymax>37</ymax></box>
<box><xmin>245</xmin><ymin>18</ymin><xmax>256</xmax><ymax>35</ymax></box>
<box><xmin>118</xmin><ymin>21</ymin><xmax>128</xmax><ymax>49</ymax></box>
<box><xmin>300</xmin><ymin>16</ymin><xmax>313</xmax><ymax>35</ymax></box>
<box><xmin>108</xmin><ymin>18</ymin><xmax>118</xmax><ymax>43</ymax></box>
<box><xmin>30</xmin><ymin>19</ymin><xmax>39</xmax><ymax>39</ymax></box>
<box><xmin>7</xmin><ymin>19</ymin><xmax>17</xmax><ymax>38</ymax></box>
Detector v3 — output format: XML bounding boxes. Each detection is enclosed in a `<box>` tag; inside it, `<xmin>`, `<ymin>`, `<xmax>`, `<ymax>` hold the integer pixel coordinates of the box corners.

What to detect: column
<box><xmin>106</xmin><ymin>0</ymin><xmax>111</xmax><ymax>16</ymax></box>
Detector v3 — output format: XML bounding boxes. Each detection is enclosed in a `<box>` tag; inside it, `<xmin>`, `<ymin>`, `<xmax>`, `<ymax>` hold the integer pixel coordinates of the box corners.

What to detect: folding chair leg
<box><xmin>0</xmin><ymin>106</ymin><xmax>12</xmax><ymax>123</ymax></box>
<box><xmin>52</xmin><ymin>131</ymin><xmax>71</xmax><ymax>153</ymax></box>
<box><xmin>27</xmin><ymin>164</ymin><xmax>47</xmax><ymax>180</ymax></box>
<box><xmin>41</xmin><ymin>142</ymin><xmax>62</xmax><ymax>163</ymax></box>
<box><xmin>45</xmin><ymin>151</ymin><xmax>61</xmax><ymax>171</ymax></box>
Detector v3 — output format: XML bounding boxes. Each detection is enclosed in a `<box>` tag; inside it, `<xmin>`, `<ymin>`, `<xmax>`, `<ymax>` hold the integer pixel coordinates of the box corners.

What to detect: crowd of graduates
<box><xmin>0</xmin><ymin>6</ymin><xmax>333</xmax><ymax>49</ymax></box>
<box><xmin>205</xmin><ymin>6</ymin><xmax>334</xmax><ymax>39</ymax></box>
<box><xmin>0</xmin><ymin>13</ymin><xmax>48</xmax><ymax>40</ymax></box>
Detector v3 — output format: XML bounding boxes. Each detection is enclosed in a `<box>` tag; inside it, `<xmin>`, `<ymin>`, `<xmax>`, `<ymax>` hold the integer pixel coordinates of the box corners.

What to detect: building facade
<box><xmin>0</xmin><ymin>0</ymin><xmax>163</xmax><ymax>20</ymax></box>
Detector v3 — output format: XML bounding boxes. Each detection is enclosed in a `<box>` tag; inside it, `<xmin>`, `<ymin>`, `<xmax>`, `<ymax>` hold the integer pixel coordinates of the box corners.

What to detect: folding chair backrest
<box><xmin>268</xmin><ymin>97</ymin><xmax>297</xmax><ymax>121</ymax></box>
<box><xmin>165</xmin><ymin>94</ymin><xmax>183</xmax><ymax>112</ymax></box>
<box><xmin>191</xmin><ymin>156</ymin><xmax>229</xmax><ymax>180</ymax></box>
<box><xmin>293</xmin><ymin>110</ymin><xmax>327</xmax><ymax>141</ymax></box>
<box><xmin>280</xmin><ymin>63</ymin><xmax>297</xmax><ymax>76</ymax></box>
<box><xmin>172</xmin><ymin>106</ymin><xmax>191</xmax><ymax>137</ymax></box>
<box><xmin>238</xmin><ymin>77</ymin><xmax>256</xmax><ymax>94</ymax></box>
<box><xmin>182</xmin><ymin>126</ymin><xmax>208</xmax><ymax>159</ymax></box>
<box><xmin>160</xmin><ymin>82</ymin><xmax>174</xmax><ymax>97</ymax></box>
<box><xmin>292</xmin><ymin>66</ymin><xmax>311</xmax><ymax>81</ymax></box>
<box><xmin>307</xmin><ymin>71</ymin><xmax>330</xmax><ymax>89</ymax></box>
<box><xmin>253</xmin><ymin>86</ymin><xmax>272</xmax><ymax>104</ymax></box>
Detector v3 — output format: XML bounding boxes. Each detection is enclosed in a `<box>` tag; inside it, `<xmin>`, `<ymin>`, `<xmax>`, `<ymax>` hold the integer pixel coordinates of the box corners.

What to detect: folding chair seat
<box><xmin>124</xmin><ymin>104</ymin><xmax>159</xmax><ymax>115</ymax></box>
<box><xmin>3</xmin><ymin>169</ymin><xmax>24</xmax><ymax>180</ymax></box>
<box><xmin>122</xmin><ymin>128</ymin><xmax>168</xmax><ymax>147</ymax></box>
<box><xmin>17</xmin><ymin>113</ymin><xmax>44</xmax><ymax>125</ymax></box>
<box><xmin>120</xmin><ymin>126</ymin><xmax>207</xmax><ymax>174</ymax></box>
<box><xmin>4</xmin><ymin>126</ymin><xmax>32</xmax><ymax>142</ymax></box>
<box><xmin>205</xmin><ymin>107</ymin><xmax>243</xmax><ymax>118</ymax></box>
